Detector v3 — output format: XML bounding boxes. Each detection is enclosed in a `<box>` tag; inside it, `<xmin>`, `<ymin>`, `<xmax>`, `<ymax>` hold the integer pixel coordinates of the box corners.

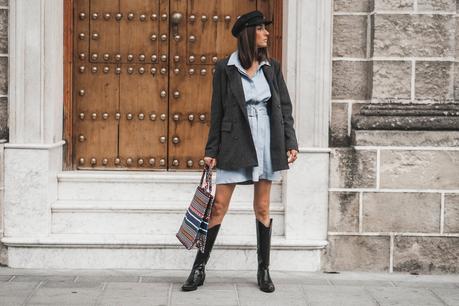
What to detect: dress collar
<box><xmin>227</xmin><ymin>51</ymin><xmax>270</xmax><ymax>77</ymax></box>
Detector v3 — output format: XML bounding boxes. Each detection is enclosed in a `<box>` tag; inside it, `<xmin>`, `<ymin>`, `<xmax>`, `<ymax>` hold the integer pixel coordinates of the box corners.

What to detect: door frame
<box><xmin>63</xmin><ymin>0</ymin><xmax>284</xmax><ymax>170</ymax></box>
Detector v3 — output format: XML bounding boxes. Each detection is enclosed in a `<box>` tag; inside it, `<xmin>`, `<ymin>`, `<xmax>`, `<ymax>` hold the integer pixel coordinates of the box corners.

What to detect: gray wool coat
<box><xmin>204</xmin><ymin>56</ymin><xmax>298</xmax><ymax>171</ymax></box>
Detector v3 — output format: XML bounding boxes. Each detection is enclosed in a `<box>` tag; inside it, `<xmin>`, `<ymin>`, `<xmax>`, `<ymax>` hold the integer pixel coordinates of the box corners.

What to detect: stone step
<box><xmin>57</xmin><ymin>171</ymin><xmax>283</xmax><ymax>202</ymax></box>
<box><xmin>51</xmin><ymin>200</ymin><xmax>285</xmax><ymax>236</ymax></box>
<box><xmin>1</xmin><ymin>234</ymin><xmax>327</xmax><ymax>271</ymax></box>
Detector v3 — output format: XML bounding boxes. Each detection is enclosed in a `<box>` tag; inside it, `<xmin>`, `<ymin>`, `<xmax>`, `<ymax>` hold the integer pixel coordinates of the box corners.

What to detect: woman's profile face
<box><xmin>255</xmin><ymin>24</ymin><xmax>269</xmax><ymax>48</ymax></box>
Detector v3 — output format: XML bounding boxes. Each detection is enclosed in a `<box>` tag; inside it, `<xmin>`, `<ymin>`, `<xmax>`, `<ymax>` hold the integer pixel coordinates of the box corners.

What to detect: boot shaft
<box><xmin>256</xmin><ymin>218</ymin><xmax>272</xmax><ymax>269</ymax></box>
<box><xmin>193</xmin><ymin>223</ymin><xmax>221</xmax><ymax>268</ymax></box>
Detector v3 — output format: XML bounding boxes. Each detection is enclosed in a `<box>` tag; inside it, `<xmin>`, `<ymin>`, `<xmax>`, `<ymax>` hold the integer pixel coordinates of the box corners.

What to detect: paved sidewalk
<box><xmin>0</xmin><ymin>267</ymin><xmax>458</xmax><ymax>306</ymax></box>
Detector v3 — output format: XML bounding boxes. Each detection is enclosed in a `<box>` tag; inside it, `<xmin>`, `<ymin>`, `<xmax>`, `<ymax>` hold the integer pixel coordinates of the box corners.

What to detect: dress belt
<box><xmin>246</xmin><ymin>101</ymin><xmax>269</xmax><ymax>117</ymax></box>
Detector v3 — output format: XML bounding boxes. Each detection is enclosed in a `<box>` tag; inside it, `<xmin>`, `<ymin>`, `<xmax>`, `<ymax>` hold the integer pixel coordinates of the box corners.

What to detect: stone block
<box><xmin>362</xmin><ymin>192</ymin><xmax>441</xmax><ymax>232</ymax></box>
<box><xmin>350</xmin><ymin>102</ymin><xmax>366</xmax><ymax>128</ymax></box>
<box><xmin>0</xmin><ymin>9</ymin><xmax>7</xmax><ymax>54</ymax></box>
<box><xmin>0</xmin><ymin>239</ymin><xmax>6</xmax><ymax>266</ymax></box>
<box><xmin>329</xmin><ymin>148</ymin><xmax>377</xmax><ymax>188</ymax></box>
<box><xmin>352</xmin><ymin>130</ymin><xmax>459</xmax><ymax>146</ymax></box>
<box><xmin>455</xmin><ymin>57</ymin><xmax>459</xmax><ymax>101</ymax></box>
<box><xmin>372</xmin><ymin>61</ymin><xmax>411</xmax><ymax>100</ymax></box>
<box><xmin>0</xmin><ymin>57</ymin><xmax>6</xmax><ymax>95</ymax></box>
<box><xmin>444</xmin><ymin>194</ymin><xmax>459</xmax><ymax>233</ymax></box>
<box><xmin>417</xmin><ymin>0</ymin><xmax>456</xmax><ymax>11</ymax></box>
<box><xmin>334</xmin><ymin>0</ymin><xmax>373</xmax><ymax>12</ymax></box>
<box><xmin>328</xmin><ymin>191</ymin><xmax>360</xmax><ymax>232</ymax></box>
<box><xmin>415</xmin><ymin>61</ymin><xmax>454</xmax><ymax>102</ymax></box>
<box><xmin>333</xmin><ymin>15</ymin><xmax>368</xmax><ymax>58</ymax></box>
<box><xmin>351</xmin><ymin>102</ymin><xmax>366</xmax><ymax>117</ymax></box>
<box><xmin>323</xmin><ymin>235</ymin><xmax>390</xmax><ymax>271</ymax></box>
<box><xmin>0</xmin><ymin>97</ymin><xmax>7</xmax><ymax>140</ymax></box>
<box><xmin>0</xmin><ymin>1</ymin><xmax>7</xmax><ymax>7</ymax></box>
<box><xmin>380</xmin><ymin>150</ymin><xmax>459</xmax><ymax>189</ymax></box>
<box><xmin>330</xmin><ymin>102</ymin><xmax>350</xmax><ymax>147</ymax></box>
<box><xmin>457</xmin><ymin>16</ymin><xmax>459</xmax><ymax>55</ymax></box>
<box><xmin>393</xmin><ymin>236</ymin><xmax>459</xmax><ymax>273</ymax></box>
<box><xmin>374</xmin><ymin>0</ymin><xmax>414</xmax><ymax>10</ymax></box>
<box><xmin>373</xmin><ymin>14</ymin><xmax>455</xmax><ymax>57</ymax></box>
<box><xmin>332</xmin><ymin>61</ymin><xmax>372</xmax><ymax>99</ymax></box>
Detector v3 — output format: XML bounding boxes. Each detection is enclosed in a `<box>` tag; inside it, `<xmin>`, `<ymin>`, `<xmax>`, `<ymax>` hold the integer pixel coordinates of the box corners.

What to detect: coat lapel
<box><xmin>225</xmin><ymin>65</ymin><xmax>249</xmax><ymax>123</ymax></box>
<box><xmin>224</xmin><ymin>59</ymin><xmax>278</xmax><ymax>124</ymax></box>
<box><xmin>262</xmin><ymin>62</ymin><xmax>279</xmax><ymax>104</ymax></box>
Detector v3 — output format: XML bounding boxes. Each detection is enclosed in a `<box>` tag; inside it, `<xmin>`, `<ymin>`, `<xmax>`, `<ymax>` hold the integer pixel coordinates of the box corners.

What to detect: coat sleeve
<box><xmin>275</xmin><ymin>61</ymin><xmax>299</xmax><ymax>151</ymax></box>
<box><xmin>204</xmin><ymin>61</ymin><xmax>224</xmax><ymax>158</ymax></box>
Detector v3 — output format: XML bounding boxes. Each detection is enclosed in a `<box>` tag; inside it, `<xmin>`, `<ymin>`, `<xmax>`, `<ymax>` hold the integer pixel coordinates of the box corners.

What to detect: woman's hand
<box><xmin>204</xmin><ymin>156</ymin><xmax>217</xmax><ymax>169</ymax></box>
<box><xmin>287</xmin><ymin>149</ymin><xmax>298</xmax><ymax>164</ymax></box>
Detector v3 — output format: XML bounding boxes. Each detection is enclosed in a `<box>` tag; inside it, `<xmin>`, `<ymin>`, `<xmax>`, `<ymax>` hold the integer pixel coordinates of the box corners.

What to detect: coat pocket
<box><xmin>221</xmin><ymin>121</ymin><xmax>233</xmax><ymax>132</ymax></box>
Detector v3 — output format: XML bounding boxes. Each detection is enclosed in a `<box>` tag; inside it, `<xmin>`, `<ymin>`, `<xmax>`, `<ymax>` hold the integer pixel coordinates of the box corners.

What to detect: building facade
<box><xmin>0</xmin><ymin>0</ymin><xmax>457</xmax><ymax>274</ymax></box>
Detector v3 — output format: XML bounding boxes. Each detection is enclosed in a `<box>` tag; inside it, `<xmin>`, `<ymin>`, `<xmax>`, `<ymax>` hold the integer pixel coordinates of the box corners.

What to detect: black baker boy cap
<box><xmin>231</xmin><ymin>10</ymin><xmax>272</xmax><ymax>38</ymax></box>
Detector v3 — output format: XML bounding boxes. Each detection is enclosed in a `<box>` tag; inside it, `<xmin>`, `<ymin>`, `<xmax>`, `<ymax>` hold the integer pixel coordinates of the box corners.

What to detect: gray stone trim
<box><xmin>352</xmin><ymin>103</ymin><xmax>459</xmax><ymax>130</ymax></box>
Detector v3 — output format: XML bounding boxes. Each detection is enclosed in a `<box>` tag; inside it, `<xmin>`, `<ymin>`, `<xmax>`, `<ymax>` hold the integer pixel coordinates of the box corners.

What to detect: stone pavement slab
<box><xmin>0</xmin><ymin>268</ymin><xmax>458</xmax><ymax>306</ymax></box>
<box><xmin>431</xmin><ymin>288</ymin><xmax>459</xmax><ymax>306</ymax></box>
<box><xmin>302</xmin><ymin>285</ymin><xmax>378</xmax><ymax>306</ymax></box>
<box><xmin>365</xmin><ymin>286</ymin><xmax>446</xmax><ymax>306</ymax></box>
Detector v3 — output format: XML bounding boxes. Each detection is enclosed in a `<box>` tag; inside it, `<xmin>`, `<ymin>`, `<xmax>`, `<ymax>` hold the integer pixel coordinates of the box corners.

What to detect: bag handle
<box><xmin>199</xmin><ymin>164</ymin><xmax>213</xmax><ymax>193</ymax></box>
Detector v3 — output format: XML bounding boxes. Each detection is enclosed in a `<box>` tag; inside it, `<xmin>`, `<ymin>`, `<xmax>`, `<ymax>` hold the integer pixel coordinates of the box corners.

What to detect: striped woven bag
<box><xmin>176</xmin><ymin>164</ymin><xmax>214</xmax><ymax>253</ymax></box>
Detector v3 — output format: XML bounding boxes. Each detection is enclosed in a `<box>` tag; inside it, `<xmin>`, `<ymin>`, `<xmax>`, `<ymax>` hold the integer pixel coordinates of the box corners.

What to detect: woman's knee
<box><xmin>211</xmin><ymin>200</ymin><xmax>228</xmax><ymax>219</ymax></box>
<box><xmin>254</xmin><ymin>201</ymin><xmax>270</xmax><ymax>218</ymax></box>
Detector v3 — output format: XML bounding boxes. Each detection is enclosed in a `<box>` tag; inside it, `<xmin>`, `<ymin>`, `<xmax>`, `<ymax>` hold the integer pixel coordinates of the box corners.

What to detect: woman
<box><xmin>182</xmin><ymin>10</ymin><xmax>298</xmax><ymax>293</ymax></box>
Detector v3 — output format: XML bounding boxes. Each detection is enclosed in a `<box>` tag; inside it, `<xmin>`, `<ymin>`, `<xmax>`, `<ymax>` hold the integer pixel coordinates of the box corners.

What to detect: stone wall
<box><xmin>0</xmin><ymin>0</ymin><xmax>7</xmax><ymax>266</ymax></box>
<box><xmin>0</xmin><ymin>0</ymin><xmax>7</xmax><ymax>140</ymax></box>
<box><xmin>326</xmin><ymin>0</ymin><xmax>459</xmax><ymax>274</ymax></box>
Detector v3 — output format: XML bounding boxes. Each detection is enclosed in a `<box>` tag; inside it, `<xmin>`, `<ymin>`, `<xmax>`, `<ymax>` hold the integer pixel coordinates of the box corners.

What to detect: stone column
<box><xmin>282</xmin><ymin>0</ymin><xmax>332</xmax><ymax>242</ymax></box>
<box><xmin>3</xmin><ymin>0</ymin><xmax>64</xmax><ymax>238</ymax></box>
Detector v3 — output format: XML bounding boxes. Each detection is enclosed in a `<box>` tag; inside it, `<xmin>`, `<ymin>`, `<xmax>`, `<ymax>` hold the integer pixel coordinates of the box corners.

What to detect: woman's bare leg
<box><xmin>253</xmin><ymin>179</ymin><xmax>272</xmax><ymax>226</ymax></box>
<box><xmin>208</xmin><ymin>183</ymin><xmax>236</xmax><ymax>228</ymax></box>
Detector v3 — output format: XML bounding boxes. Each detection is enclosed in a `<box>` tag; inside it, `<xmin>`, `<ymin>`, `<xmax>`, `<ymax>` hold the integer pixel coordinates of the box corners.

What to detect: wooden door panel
<box><xmin>74</xmin><ymin>0</ymin><xmax>119</xmax><ymax>169</ymax></box>
<box><xmin>186</xmin><ymin>0</ymin><xmax>256</xmax><ymax>63</ymax></box>
<box><xmin>116</xmin><ymin>0</ymin><xmax>169</xmax><ymax>170</ymax></box>
<box><xmin>167</xmin><ymin>65</ymin><xmax>213</xmax><ymax>170</ymax></box>
<box><xmin>118</xmin><ymin>64</ymin><xmax>168</xmax><ymax>169</ymax></box>
<box><xmin>75</xmin><ymin>0</ymin><xmax>90</xmax><ymax>62</ymax></box>
<box><xmin>89</xmin><ymin>0</ymin><xmax>120</xmax><ymax>63</ymax></box>
<box><xmin>74</xmin><ymin>64</ymin><xmax>119</xmax><ymax>169</ymax></box>
<box><xmin>119</xmin><ymin>0</ymin><xmax>161</xmax><ymax>64</ymax></box>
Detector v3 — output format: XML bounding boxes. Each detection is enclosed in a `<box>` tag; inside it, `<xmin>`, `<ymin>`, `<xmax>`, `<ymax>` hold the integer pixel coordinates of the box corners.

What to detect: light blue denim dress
<box><xmin>215</xmin><ymin>51</ymin><xmax>282</xmax><ymax>185</ymax></box>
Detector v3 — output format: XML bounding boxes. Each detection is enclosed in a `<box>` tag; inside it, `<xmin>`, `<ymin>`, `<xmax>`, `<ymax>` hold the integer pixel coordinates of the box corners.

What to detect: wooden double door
<box><xmin>72</xmin><ymin>0</ymin><xmax>281</xmax><ymax>170</ymax></box>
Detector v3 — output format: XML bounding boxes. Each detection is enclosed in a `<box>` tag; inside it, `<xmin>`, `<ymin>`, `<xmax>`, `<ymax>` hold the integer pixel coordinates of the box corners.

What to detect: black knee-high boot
<box><xmin>256</xmin><ymin>218</ymin><xmax>275</xmax><ymax>293</ymax></box>
<box><xmin>181</xmin><ymin>224</ymin><xmax>221</xmax><ymax>291</ymax></box>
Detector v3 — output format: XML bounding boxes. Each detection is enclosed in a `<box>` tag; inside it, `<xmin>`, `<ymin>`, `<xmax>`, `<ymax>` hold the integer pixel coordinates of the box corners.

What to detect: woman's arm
<box><xmin>275</xmin><ymin>61</ymin><xmax>299</xmax><ymax>152</ymax></box>
<box><xmin>204</xmin><ymin>61</ymin><xmax>224</xmax><ymax>158</ymax></box>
